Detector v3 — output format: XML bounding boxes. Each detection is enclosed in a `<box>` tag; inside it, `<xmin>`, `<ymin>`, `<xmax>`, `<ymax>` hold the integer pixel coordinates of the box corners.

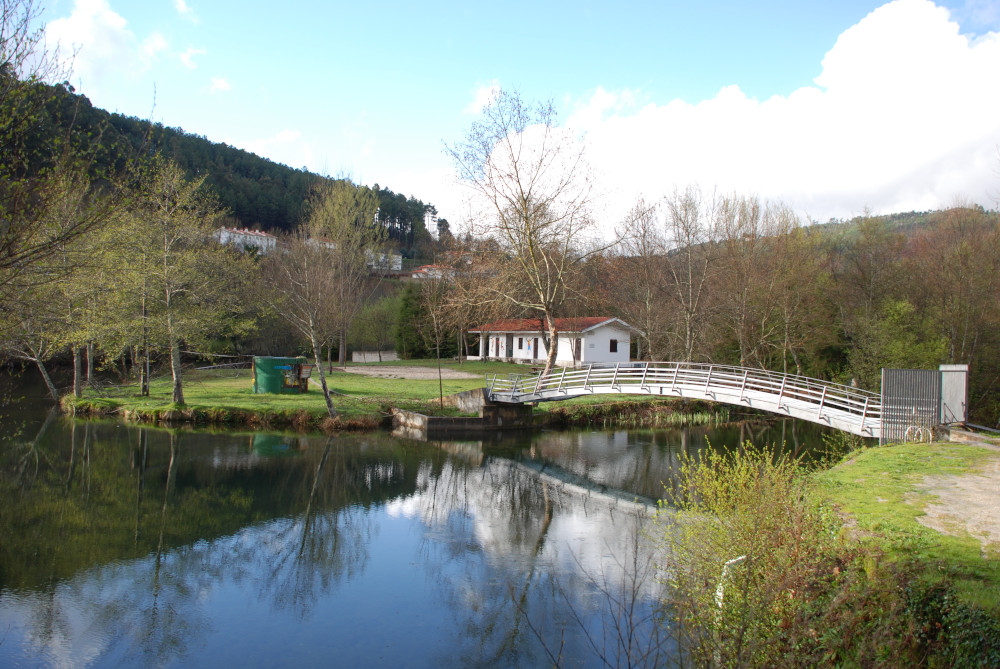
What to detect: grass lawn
<box><xmin>813</xmin><ymin>440</ymin><xmax>1000</xmax><ymax>612</ymax></box>
<box><xmin>70</xmin><ymin>360</ymin><xmax>530</xmax><ymax>423</ymax></box>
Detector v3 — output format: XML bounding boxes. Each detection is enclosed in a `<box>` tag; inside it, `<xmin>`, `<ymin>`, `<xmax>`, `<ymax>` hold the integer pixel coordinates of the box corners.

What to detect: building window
<box><xmin>610</xmin><ymin>339</ymin><xmax>618</xmax><ymax>353</ymax></box>
<box><xmin>518</xmin><ymin>337</ymin><xmax>523</xmax><ymax>350</ymax></box>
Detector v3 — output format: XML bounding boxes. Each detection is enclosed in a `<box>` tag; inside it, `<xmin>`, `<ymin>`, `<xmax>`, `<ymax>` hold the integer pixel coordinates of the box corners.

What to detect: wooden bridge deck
<box><xmin>487</xmin><ymin>362</ymin><xmax>882</xmax><ymax>439</ymax></box>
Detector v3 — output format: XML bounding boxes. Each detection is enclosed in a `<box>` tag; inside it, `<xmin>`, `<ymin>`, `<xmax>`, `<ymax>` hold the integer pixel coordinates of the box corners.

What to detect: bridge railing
<box><xmin>487</xmin><ymin>361</ymin><xmax>881</xmax><ymax>427</ymax></box>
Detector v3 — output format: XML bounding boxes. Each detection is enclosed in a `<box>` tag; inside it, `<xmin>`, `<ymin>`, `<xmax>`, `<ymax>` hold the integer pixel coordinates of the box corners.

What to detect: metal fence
<box><xmin>880</xmin><ymin>368</ymin><xmax>942</xmax><ymax>444</ymax></box>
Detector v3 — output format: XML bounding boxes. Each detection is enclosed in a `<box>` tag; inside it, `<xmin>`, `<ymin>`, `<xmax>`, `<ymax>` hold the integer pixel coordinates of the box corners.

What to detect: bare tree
<box><xmin>615</xmin><ymin>198</ymin><xmax>664</xmax><ymax>360</ymax></box>
<box><xmin>715</xmin><ymin>194</ymin><xmax>795</xmax><ymax>368</ymax></box>
<box><xmin>305</xmin><ymin>180</ymin><xmax>384</xmax><ymax>366</ymax></box>
<box><xmin>448</xmin><ymin>90</ymin><xmax>598</xmax><ymax>376</ymax></box>
<box><xmin>262</xmin><ymin>233</ymin><xmax>341</xmax><ymax>419</ymax></box>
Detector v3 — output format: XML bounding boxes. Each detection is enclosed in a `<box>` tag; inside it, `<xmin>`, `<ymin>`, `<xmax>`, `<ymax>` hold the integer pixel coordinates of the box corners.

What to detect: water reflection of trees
<box><xmin>0</xmin><ymin>419</ymin><xmax>826</xmax><ymax>666</ymax></box>
<box><xmin>395</xmin><ymin>452</ymin><xmax>669</xmax><ymax>667</ymax></box>
<box><xmin>0</xmin><ymin>424</ymin><xmax>413</xmax><ymax>664</ymax></box>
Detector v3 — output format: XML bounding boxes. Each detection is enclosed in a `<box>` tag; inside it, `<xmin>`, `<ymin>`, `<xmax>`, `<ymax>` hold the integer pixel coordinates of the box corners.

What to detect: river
<box><xmin>0</xmin><ymin>381</ymin><xmax>844</xmax><ymax>668</ymax></box>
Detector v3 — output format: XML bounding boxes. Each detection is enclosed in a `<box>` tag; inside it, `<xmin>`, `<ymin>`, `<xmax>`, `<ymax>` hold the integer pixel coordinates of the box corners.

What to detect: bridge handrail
<box><xmin>488</xmin><ymin>361</ymin><xmax>880</xmax><ymax>419</ymax></box>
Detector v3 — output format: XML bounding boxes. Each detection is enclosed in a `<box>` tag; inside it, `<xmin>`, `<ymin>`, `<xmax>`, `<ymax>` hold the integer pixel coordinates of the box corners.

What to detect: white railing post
<box><xmin>703</xmin><ymin>365</ymin><xmax>714</xmax><ymax>396</ymax></box>
<box><xmin>860</xmin><ymin>396</ymin><xmax>870</xmax><ymax>434</ymax></box>
<box><xmin>611</xmin><ymin>362</ymin><xmax>621</xmax><ymax>389</ymax></box>
<box><xmin>583</xmin><ymin>364</ymin><xmax>593</xmax><ymax>392</ymax></box>
<box><xmin>671</xmin><ymin>362</ymin><xmax>679</xmax><ymax>393</ymax></box>
<box><xmin>777</xmin><ymin>376</ymin><xmax>787</xmax><ymax>411</ymax></box>
<box><xmin>817</xmin><ymin>386</ymin><xmax>828</xmax><ymax>420</ymax></box>
<box><xmin>738</xmin><ymin>370</ymin><xmax>749</xmax><ymax>403</ymax></box>
<box><xmin>557</xmin><ymin>366</ymin><xmax>567</xmax><ymax>393</ymax></box>
<box><xmin>533</xmin><ymin>370</ymin><xmax>543</xmax><ymax>394</ymax></box>
<box><xmin>640</xmin><ymin>361</ymin><xmax>649</xmax><ymax>391</ymax></box>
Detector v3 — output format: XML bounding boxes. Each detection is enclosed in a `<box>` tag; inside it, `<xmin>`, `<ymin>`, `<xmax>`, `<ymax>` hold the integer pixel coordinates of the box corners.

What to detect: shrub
<box><xmin>651</xmin><ymin>443</ymin><xmax>967</xmax><ymax>668</ymax></box>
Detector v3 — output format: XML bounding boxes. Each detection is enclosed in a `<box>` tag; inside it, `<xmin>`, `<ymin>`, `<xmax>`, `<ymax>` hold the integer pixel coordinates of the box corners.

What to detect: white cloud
<box><xmin>555</xmin><ymin>0</ymin><xmax>1000</xmax><ymax>231</ymax></box>
<box><xmin>141</xmin><ymin>32</ymin><xmax>168</xmax><ymax>59</ymax></box>
<box><xmin>174</xmin><ymin>0</ymin><xmax>198</xmax><ymax>22</ymax></box>
<box><xmin>179</xmin><ymin>46</ymin><xmax>206</xmax><ymax>69</ymax></box>
<box><xmin>209</xmin><ymin>77</ymin><xmax>231</xmax><ymax>93</ymax></box>
<box><xmin>47</xmin><ymin>0</ymin><xmax>147</xmax><ymax>89</ymax></box>
<box><xmin>465</xmin><ymin>80</ymin><xmax>500</xmax><ymax>114</ymax></box>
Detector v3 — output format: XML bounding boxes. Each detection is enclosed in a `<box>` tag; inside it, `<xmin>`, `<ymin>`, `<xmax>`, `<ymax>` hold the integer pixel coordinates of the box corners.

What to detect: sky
<box><xmin>40</xmin><ymin>0</ymin><xmax>1000</xmax><ymax>235</ymax></box>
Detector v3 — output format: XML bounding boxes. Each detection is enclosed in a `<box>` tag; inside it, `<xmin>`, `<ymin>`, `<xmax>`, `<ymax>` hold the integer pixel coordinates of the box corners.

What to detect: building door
<box><xmin>574</xmin><ymin>338</ymin><xmax>582</xmax><ymax>364</ymax></box>
<box><xmin>532</xmin><ymin>337</ymin><xmax>539</xmax><ymax>360</ymax></box>
<box><xmin>505</xmin><ymin>334</ymin><xmax>514</xmax><ymax>358</ymax></box>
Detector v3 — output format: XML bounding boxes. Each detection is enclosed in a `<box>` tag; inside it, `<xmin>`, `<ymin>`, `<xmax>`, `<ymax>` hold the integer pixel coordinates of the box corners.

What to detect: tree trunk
<box><xmin>310</xmin><ymin>334</ymin><xmax>338</xmax><ymax>419</ymax></box>
<box><xmin>338</xmin><ymin>329</ymin><xmax>347</xmax><ymax>366</ymax></box>
<box><xmin>542</xmin><ymin>312</ymin><xmax>559</xmax><ymax>377</ymax></box>
<box><xmin>142</xmin><ymin>339</ymin><xmax>150</xmax><ymax>397</ymax></box>
<box><xmin>86</xmin><ymin>341</ymin><xmax>95</xmax><ymax>386</ymax></box>
<box><xmin>35</xmin><ymin>357</ymin><xmax>59</xmax><ymax>401</ymax></box>
<box><xmin>169</xmin><ymin>329</ymin><xmax>184</xmax><ymax>404</ymax></box>
<box><xmin>73</xmin><ymin>346</ymin><xmax>83</xmax><ymax>398</ymax></box>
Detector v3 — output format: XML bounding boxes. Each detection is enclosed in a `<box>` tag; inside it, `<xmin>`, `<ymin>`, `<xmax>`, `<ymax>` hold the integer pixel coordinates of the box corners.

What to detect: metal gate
<box><xmin>880</xmin><ymin>369</ymin><xmax>941</xmax><ymax>444</ymax></box>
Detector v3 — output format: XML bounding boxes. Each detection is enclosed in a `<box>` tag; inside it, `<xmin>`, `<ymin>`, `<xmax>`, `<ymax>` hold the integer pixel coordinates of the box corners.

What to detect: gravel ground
<box><xmin>917</xmin><ymin>451</ymin><xmax>1000</xmax><ymax>549</ymax></box>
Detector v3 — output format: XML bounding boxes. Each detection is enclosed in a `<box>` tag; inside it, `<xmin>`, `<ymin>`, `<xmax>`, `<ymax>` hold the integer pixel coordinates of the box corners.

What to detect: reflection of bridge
<box><xmin>488</xmin><ymin>362</ymin><xmax>884</xmax><ymax>438</ymax></box>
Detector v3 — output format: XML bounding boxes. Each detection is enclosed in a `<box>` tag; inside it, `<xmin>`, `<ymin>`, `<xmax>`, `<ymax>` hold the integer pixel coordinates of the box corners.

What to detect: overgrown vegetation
<box><xmin>653</xmin><ymin>441</ymin><xmax>1000</xmax><ymax>668</ymax></box>
<box><xmin>542</xmin><ymin>398</ymin><xmax>732</xmax><ymax>429</ymax></box>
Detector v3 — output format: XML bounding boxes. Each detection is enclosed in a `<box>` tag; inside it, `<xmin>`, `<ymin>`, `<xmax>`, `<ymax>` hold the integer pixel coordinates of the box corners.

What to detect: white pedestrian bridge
<box><xmin>487</xmin><ymin>362</ymin><xmax>882</xmax><ymax>439</ymax></box>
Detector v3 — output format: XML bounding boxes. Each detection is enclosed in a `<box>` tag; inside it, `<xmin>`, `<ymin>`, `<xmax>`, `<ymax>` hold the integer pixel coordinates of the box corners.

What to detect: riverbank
<box><xmin>61</xmin><ymin>363</ymin><xmax>743</xmax><ymax>432</ymax></box>
<box><xmin>814</xmin><ymin>437</ymin><xmax>1000</xmax><ymax>630</ymax></box>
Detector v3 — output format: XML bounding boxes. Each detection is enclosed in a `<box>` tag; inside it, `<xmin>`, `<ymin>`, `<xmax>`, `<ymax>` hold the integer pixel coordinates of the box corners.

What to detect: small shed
<box><xmin>469</xmin><ymin>317</ymin><xmax>639</xmax><ymax>366</ymax></box>
<box><xmin>252</xmin><ymin>356</ymin><xmax>313</xmax><ymax>394</ymax></box>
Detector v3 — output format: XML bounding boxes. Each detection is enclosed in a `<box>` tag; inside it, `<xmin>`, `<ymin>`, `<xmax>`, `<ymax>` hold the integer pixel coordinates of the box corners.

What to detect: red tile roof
<box><xmin>221</xmin><ymin>227</ymin><xmax>276</xmax><ymax>238</ymax></box>
<box><xmin>469</xmin><ymin>317</ymin><xmax>622</xmax><ymax>333</ymax></box>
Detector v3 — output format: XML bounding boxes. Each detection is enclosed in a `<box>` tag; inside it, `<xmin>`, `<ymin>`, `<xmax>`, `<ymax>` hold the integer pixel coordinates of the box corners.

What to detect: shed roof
<box><xmin>469</xmin><ymin>317</ymin><xmax>636</xmax><ymax>334</ymax></box>
<box><xmin>220</xmin><ymin>226</ymin><xmax>277</xmax><ymax>238</ymax></box>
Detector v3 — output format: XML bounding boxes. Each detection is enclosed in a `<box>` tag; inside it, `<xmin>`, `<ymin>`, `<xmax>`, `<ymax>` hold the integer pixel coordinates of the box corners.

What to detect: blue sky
<box><xmin>42</xmin><ymin>0</ymin><xmax>1000</xmax><ymax>233</ymax></box>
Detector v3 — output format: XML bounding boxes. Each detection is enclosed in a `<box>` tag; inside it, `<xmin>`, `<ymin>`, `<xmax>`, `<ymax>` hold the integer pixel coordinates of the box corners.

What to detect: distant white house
<box><xmin>367</xmin><ymin>249</ymin><xmax>403</xmax><ymax>272</ymax></box>
<box><xmin>469</xmin><ymin>317</ymin><xmax>639</xmax><ymax>366</ymax></box>
<box><xmin>218</xmin><ymin>227</ymin><xmax>277</xmax><ymax>255</ymax></box>
<box><xmin>308</xmin><ymin>237</ymin><xmax>402</xmax><ymax>272</ymax></box>
<box><xmin>410</xmin><ymin>264</ymin><xmax>451</xmax><ymax>280</ymax></box>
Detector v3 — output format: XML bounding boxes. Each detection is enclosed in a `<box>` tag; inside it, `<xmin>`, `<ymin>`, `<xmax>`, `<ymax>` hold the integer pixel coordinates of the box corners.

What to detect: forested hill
<box><xmin>812</xmin><ymin>210</ymin><xmax>955</xmax><ymax>237</ymax></box>
<box><xmin>31</xmin><ymin>81</ymin><xmax>435</xmax><ymax>249</ymax></box>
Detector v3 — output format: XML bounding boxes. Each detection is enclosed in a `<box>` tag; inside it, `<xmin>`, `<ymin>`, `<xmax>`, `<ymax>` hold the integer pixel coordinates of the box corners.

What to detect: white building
<box><xmin>218</xmin><ymin>227</ymin><xmax>277</xmax><ymax>255</ymax></box>
<box><xmin>308</xmin><ymin>238</ymin><xmax>402</xmax><ymax>272</ymax></box>
<box><xmin>366</xmin><ymin>249</ymin><xmax>403</xmax><ymax>272</ymax></box>
<box><xmin>409</xmin><ymin>264</ymin><xmax>451</xmax><ymax>280</ymax></box>
<box><xmin>469</xmin><ymin>317</ymin><xmax>638</xmax><ymax>366</ymax></box>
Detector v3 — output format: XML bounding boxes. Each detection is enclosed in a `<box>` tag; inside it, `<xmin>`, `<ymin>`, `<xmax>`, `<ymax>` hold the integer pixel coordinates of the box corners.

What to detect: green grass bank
<box><xmin>62</xmin><ymin>361</ymin><xmax>737</xmax><ymax>431</ymax></box>
<box><xmin>813</xmin><ymin>439</ymin><xmax>1000</xmax><ymax>612</ymax></box>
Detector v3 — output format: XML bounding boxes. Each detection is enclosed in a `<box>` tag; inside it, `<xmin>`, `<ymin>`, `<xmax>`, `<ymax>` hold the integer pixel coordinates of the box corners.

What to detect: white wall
<box><xmin>476</xmin><ymin>324</ymin><xmax>631</xmax><ymax>366</ymax></box>
<box><xmin>580</xmin><ymin>325</ymin><xmax>631</xmax><ymax>364</ymax></box>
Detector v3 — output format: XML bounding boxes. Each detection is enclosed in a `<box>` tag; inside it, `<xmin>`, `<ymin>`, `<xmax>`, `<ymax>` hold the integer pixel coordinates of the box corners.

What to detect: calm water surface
<box><xmin>0</xmin><ymin>384</ymin><xmax>840</xmax><ymax>668</ymax></box>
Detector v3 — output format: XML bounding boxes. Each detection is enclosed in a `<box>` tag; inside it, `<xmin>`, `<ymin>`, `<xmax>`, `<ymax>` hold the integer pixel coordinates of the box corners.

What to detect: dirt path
<box><xmin>331</xmin><ymin>365</ymin><xmax>481</xmax><ymax>380</ymax></box>
<box><xmin>916</xmin><ymin>439</ymin><xmax>1000</xmax><ymax>549</ymax></box>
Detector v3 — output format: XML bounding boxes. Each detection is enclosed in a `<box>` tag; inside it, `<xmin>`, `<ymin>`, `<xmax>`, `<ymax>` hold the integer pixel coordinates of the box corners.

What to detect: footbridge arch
<box><xmin>487</xmin><ymin>362</ymin><xmax>882</xmax><ymax>439</ymax></box>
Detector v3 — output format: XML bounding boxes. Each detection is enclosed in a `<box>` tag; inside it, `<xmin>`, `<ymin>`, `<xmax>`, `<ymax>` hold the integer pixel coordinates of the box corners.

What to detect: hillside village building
<box><xmin>218</xmin><ymin>227</ymin><xmax>277</xmax><ymax>255</ymax></box>
<box><xmin>409</xmin><ymin>264</ymin><xmax>451</xmax><ymax>280</ymax></box>
<box><xmin>470</xmin><ymin>317</ymin><xmax>638</xmax><ymax>366</ymax></box>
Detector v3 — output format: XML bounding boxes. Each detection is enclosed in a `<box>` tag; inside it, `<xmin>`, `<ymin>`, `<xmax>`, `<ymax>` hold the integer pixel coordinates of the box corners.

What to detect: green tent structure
<box><xmin>252</xmin><ymin>356</ymin><xmax>313</xmax><ymax>394</ymax></box>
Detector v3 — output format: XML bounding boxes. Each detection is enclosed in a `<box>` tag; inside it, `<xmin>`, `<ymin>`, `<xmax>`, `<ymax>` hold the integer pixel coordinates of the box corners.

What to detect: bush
<box><xmin>655</xmin><ymin>443</ymin><xmax>842</xmax><ymax>667</ymax></box>
<box><xmin>651</xmin><ymin>443</ymin><xmax>987</xmax><ymax>668</ymax></box>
